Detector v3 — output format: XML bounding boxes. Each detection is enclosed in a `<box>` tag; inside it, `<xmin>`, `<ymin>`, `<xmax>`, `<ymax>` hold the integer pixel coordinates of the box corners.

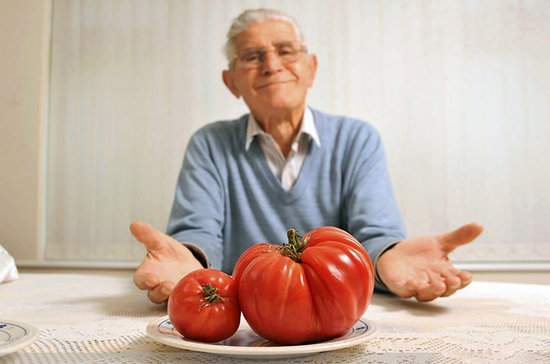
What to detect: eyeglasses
<box><xmin>234</xmin><ymin>42</ymin><xmax>307</xmax><ymax>70</ymax></box>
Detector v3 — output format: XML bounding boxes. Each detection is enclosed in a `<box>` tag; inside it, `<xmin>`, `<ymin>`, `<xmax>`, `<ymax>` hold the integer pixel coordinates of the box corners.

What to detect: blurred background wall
<box><xmin>1</xmin><ymin>0</ymin><xmax>549</xmax><ymax>268</ymax></box>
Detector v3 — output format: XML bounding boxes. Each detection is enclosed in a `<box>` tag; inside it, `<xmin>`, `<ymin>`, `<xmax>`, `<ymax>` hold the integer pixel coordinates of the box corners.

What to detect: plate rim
<box><xmin>146</xmin><ymin>315</ymin><xmax>376</xmax><ymax>357</ymax></box>
<box><xmin>0</xmin><ymin>319</ymin><xmax>40</xmax><ymax>356</ymax></box>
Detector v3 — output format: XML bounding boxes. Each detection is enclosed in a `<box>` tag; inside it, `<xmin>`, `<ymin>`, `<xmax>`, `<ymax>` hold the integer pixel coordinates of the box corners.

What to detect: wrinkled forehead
<box><xmin>233</xmin><ymin>20</ymin><xmax>302</xmax><ymax>51</ymax></box>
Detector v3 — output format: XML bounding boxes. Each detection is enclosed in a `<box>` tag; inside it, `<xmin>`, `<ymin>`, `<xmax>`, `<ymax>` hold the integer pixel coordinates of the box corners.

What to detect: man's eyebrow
<box><xmin>273</xmin><ymin>41</ymin><xmax>296</xmax><ymax>46</ymax></box>
<box><xmin>239</xmin><ymin>41</ymin><xmax>298</xmax><ymax>52</ymax></box>
<box><xmin>239</xmin><ymin>46</ymin><xmax>264</xmax><ymax>53</ymax></box>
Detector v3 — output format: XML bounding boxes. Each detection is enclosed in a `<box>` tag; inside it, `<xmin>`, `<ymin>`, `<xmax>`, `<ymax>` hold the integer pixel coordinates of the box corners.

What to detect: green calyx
<box><xmin>279</xmin><ymin>228</ymin><xmax>307</xmax><ymax>262</ymax></box>
<box><xmin>202</xmin><ymin>284</ymin><xmax>223</xmax><ymax>304</ymax></box>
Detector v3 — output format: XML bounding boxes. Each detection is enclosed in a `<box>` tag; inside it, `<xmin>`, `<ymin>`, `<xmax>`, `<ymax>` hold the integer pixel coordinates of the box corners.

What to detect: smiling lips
<box><xmin>256</xmin><ymin>80</ymin><xmax>294</xmax><ymax>89</ymax></box>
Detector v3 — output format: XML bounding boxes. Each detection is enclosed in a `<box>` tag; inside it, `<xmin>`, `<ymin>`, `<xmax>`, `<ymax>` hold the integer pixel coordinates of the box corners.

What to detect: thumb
<box><xmin>438</xmin><ymin>222</ymin><xmax>484</xmax><ymax>253</ymax></box>
<box><xmin>130</xmin><ymin>220</ymin><xmax>166</xmax><ymax>252</ymax></box>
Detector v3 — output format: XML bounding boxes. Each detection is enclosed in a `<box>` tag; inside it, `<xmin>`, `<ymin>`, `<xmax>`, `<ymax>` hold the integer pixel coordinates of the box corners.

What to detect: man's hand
<box><xmin>130</xmin><ymin>221</ymin><xmax>203</xmax><ymax>304</ymax></box>
<box><xmin>376</xmin><ymin>222</ymin><xmax>484</xmax><ymax>302</ymax></box>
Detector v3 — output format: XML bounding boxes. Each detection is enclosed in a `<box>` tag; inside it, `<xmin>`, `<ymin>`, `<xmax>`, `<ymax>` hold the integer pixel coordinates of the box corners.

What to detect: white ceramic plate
<box><xmin>146</xmin><ymin>315</ymin><xmax>376</xmax><ymax>359</ymax></box>
<box><xmin>0</xmin><ymin>320</ymin><xmax>39</xmax><ymax>357</ymax></box>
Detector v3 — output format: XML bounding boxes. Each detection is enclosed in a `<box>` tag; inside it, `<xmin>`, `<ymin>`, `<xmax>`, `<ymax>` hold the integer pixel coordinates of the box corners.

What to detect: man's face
<box><xmin>223</xmin><ymin>20</ymin><xmax>317</xmax><ymax>117</ymax></box>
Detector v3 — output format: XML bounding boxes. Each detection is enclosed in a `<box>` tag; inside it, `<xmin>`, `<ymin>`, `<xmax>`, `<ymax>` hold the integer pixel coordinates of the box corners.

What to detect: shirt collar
<box><xmin>245</xmin><ymin>107</ymin><xmax>321</xmax><ymax>150</ymax></box>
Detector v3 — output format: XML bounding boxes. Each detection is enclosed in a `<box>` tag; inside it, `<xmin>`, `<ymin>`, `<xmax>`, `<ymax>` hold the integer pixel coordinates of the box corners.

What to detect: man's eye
<box><xmin>278</xmin><ymin>47</ymin><xmax>294</xmax><ymax>56</ymax></box>
<box><xmin>243</xmin><ymin>53</ymin><xmax>261</xmax><ymax>62</ymax></box>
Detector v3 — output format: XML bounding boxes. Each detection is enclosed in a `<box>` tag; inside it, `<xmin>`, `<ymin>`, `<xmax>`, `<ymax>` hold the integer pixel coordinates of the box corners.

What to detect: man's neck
<box><xmin>252</xmin><ymin>106</ymin><xmax>305</xmax><ymax>158</ymax></box>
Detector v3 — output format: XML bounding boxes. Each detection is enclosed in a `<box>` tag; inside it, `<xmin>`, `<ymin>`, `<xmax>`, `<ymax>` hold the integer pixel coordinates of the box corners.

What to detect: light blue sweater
<box><xmin>167</xmin><ymin>108</ymin><xmax>406</xmax><ymax>289</ymax></box>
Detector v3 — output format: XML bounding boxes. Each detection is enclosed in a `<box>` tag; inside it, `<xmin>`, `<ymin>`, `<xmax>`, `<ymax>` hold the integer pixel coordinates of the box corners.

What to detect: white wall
<box><xmin>0</xmin><ymin>0</ymin><xmax>51</xmax><ymax>260</ymax></box>
<box><xmin>2</xmin><ymin>0</ymin><xmax>549</xmax><ymax>266</ymax></box>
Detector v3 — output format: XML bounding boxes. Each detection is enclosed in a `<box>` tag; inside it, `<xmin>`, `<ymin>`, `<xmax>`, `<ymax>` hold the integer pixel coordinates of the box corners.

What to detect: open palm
<box><xmin>130</xmin><ymin>221</ymin><xmax>203</xmax><ymax>303</ymax></box>
<box><xmin>377</xmin><ymin>223</ymin><xmax>484</xmax><ymax>301</ymax></box>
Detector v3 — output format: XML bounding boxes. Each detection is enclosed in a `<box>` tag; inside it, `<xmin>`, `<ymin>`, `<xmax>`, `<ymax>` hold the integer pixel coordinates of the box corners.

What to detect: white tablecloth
<box><xmin>1</xmin><ymin>270</ymin><xmax>549</xmax><ymax>363</ymax></box>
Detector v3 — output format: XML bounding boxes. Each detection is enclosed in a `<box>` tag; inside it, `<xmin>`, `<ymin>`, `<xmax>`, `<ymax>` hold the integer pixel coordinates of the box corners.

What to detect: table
<box><xmin>1</xmin><ymin>270</ymin><xmax>549</xmax><ymax>363</ymax></box>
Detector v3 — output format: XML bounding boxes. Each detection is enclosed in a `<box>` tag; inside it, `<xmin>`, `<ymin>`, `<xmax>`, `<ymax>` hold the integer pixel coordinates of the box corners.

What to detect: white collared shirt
<box><xmin>245</xmin><ymin>107</ymin><xmax>321</xmax><ymax>190</ymax></box>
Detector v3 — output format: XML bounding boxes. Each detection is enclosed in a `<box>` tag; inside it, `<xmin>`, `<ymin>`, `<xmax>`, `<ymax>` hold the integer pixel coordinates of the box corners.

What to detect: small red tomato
<box><xmin>168</xmin><ymin>268</ymin><xmax>240</xmax><ymax>342</ymax></box>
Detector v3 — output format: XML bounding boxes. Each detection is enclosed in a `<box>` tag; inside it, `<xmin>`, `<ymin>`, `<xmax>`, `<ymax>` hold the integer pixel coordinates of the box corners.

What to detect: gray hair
<box><xmin>223</xmin><ymin>8</ymin><xmax>305</xmax><ymax>66</ymax></box>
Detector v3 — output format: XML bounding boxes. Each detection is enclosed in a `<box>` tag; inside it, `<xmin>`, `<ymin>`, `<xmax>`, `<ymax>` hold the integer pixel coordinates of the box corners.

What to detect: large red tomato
<box><xmin>233</xmin><ymin>227</ymin><xmax>374</xmax><ymax>345</ymax></box>
<box><xmin>168</xmin><ymin>268</ymin><xmax>240</xmax><ymax>342</ymax></box>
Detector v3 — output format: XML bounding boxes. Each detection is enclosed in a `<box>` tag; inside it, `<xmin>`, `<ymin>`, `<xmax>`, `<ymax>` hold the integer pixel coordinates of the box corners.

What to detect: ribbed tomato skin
<box><xmin>233</xmin><ymin>227</ymin><xmax>374</xmax><ymax>345</ymax></box>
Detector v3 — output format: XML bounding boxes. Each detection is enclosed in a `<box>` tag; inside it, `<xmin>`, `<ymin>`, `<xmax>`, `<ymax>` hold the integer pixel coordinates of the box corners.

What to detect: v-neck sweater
<box><xmin>167</xmin><ymin>108</ymin><xmax>406</xmax><ymax>289</ymax></box>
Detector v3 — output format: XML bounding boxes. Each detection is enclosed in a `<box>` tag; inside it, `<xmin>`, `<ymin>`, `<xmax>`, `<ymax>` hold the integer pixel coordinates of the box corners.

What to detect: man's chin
<box><xmin>244</xmin><ymin>93</ymin><xmax>307</xmax><ymax>116</ymax></box>
<box><xmin>262</xmin><ymin>100</ymin><xmax>303</xmax><ymax>113</ymax></box>
<box><xmin>260</xmin><ymin>92</ymin><xmax>304</xmax><ymax>108</ymax></box>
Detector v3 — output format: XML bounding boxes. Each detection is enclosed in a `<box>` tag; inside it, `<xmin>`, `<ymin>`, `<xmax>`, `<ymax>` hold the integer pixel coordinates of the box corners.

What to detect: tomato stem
<box><xmin>279</xmin><ymin>228</ymin><xmax>306</xmax><ymax>261</ymax></box>
<box><xmin>202</xmin><ymin>284</ymin><xmax>223</xmax><ymax>304</ymax></box>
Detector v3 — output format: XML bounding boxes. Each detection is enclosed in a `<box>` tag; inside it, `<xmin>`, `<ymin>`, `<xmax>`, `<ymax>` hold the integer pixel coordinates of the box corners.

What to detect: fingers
<box><xmin>438</xmin><ymin>222</ymin><xmax>484</xmax><ymax>253</ymax></box>
<box><xmin>129</xmin><ymin>221</ymin><xmax>166</xmax><ymax>252</ymax></box>
<box><xmin>147</xmin><ymin>280</ymin><xmax>175</xmax><ymax>304</ymax></box>
<box><xmin>133</xmin><ymin>270</ymin><xmax>160</xmax><ymax>290</ymax></box>
<box><xmin>458</xmin><ymin>270</ymin><xmax>473</xmax><ymax>288</ymax></box>
<box><xmin>415</xmin><ymin>271</ymin><xmax>446</xmax><ymax>302</ymax></box>
<box><xmin>134</xmin><ymin>270</ymin><xmax>175</xmax><ymax>304</ymax></box>
<box><xmin>389</xmin><ymin>278</ymin><xmax>418</xmax><ymax>299</ymax></box>
<box><xmin>390</xmin><ymin>271</ymin><xmax>444</xmax><ymax>302</ymax></box>
<box><xmin>392</xmin><ymin>267</ymin><xmax>473</xmax><ymax>302</ymax></box>
<box><xmin>440</xmin><ymin>268</ymin><xmax>462</xmax><ymax>297</ymax></box>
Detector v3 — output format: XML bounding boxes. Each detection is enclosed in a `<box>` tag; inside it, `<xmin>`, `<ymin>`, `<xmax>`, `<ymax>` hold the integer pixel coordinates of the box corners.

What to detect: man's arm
<box><xmin>342</xmin><ymin>125</ymin><xmax>406</xmax><ymax>293</ymax></box>
<box><xmin>166</xmin><ymin>128</ymin><xmax>226</xmax><ymax>269</ymax></box>
<box><xmin>131</xmin><ymin>128</ymin><xmax>227</xmax><ymax>303</ymax></box>
<box><xmin>344</xmin><ymin>123</ymin><xmax>483</xmax><ymax>301</ymax></box>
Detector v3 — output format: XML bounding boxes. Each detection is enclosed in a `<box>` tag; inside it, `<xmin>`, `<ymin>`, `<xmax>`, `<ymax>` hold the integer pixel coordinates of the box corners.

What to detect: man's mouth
<box><xmin>256</xmin><ymin>80</ymin><xmax>293</xmax><ymax>89</ymax></box>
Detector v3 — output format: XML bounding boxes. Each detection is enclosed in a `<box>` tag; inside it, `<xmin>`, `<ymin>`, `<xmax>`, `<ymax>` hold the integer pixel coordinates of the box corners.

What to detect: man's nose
<box><xmin>260</xmin><ymin>51</ymin><xmax>283</xmax><ymax>75</ymax></box>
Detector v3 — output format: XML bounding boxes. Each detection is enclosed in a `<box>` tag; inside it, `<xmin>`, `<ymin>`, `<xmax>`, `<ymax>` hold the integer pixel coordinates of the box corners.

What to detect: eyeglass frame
<box><xmin>231</xmin><ymin>41</ymin><xmax>309</xmax><ymax>70</ymax></box>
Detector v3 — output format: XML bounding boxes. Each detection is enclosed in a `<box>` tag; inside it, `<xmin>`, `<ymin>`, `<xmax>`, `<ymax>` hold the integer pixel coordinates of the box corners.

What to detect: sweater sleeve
<box><xmin>166</xmin><ymin>128</ymin><xmax>225</xmax><ymax>269</ymax></box>
<box><xmin>343</xmin><ymin>124</ymin><xmax>406</xmax><ymax>293</ymax></box>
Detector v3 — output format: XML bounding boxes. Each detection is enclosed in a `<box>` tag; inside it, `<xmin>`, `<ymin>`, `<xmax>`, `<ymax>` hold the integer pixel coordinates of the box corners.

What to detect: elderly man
<box><xmin>131</xmin><ymin>8</ymin><xmax>483</xmax><ymax>304</ymax></box>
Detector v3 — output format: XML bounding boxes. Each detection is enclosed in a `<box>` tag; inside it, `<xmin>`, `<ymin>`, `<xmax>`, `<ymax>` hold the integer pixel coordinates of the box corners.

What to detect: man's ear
<box><xmin>305</xmin><ymin>54</ymin><xmax>318</xmax><ymax>88</ymax></box>
<box><xmin>222</xmin><ymin>70</ymin><xmax>241</xmax><ymax>98</ymax></box>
